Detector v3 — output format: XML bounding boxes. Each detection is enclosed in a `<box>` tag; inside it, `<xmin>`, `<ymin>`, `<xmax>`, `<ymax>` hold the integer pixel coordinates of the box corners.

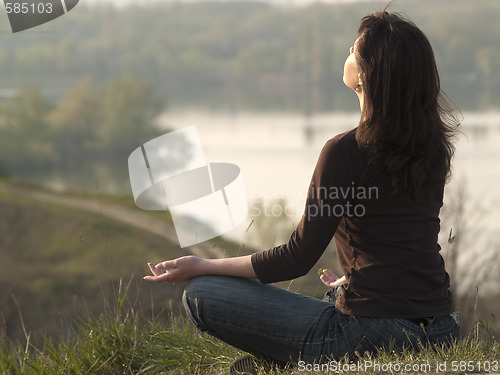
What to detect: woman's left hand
<box><xmin>319</xmin><ymin>268</ymin><xmax>346</xmax><ymax>288</ymax></box>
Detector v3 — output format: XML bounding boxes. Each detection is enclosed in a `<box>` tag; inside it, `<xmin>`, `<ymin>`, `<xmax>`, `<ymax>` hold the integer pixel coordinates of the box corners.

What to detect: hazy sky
<box><xmin>83</xmin><ymin>0</ymin><xmax>381</xmax><ymax>7</ymax></box>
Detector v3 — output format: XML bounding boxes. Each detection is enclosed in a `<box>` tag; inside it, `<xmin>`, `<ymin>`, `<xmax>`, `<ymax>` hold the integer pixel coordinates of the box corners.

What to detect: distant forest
<box><xmin>0</xmin><ymin>0</ymin><xmax>499</xmax><ymax>112</ymax></box>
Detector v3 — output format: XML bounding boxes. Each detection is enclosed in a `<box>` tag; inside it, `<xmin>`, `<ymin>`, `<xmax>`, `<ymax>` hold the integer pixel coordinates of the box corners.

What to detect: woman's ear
<box><xmin>355</xmin><ymin>72</ymin><xmax>364</xmax><ymax>92</ymax></box>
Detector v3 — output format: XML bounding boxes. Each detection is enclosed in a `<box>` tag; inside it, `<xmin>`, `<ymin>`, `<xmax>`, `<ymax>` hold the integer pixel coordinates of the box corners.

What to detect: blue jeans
<box><xmin>182</xmin><ymin>276</ymin><xmax>460</xmax><ymax>364</ymax></box>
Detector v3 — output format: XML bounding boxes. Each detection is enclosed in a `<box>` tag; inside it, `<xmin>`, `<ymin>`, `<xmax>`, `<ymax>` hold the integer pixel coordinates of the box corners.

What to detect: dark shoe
<box><xmin>229</xmin><ymin>354</ymin><xmax>257</xmax><ymax>375</ymax></box>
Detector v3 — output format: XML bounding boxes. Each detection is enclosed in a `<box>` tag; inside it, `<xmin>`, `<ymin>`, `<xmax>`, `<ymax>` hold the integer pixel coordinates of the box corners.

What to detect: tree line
<box><xmin>0</xmin><ymin>76</ymin><xmax>164</xmax><ymax>177</ymax></box>
<box><xmin>1</xmin><ymin>0</ymin><xmax>499</xmax><ymax>181</ymax></box>
<box><xmin>0</xmin><ymin>0</ymin><xmax>498</xmax><ymax>112</ymax></box>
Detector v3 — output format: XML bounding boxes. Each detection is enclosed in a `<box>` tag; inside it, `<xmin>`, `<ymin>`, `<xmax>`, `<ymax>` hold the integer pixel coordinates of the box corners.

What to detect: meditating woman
<box><xmin>144</xmin><ymin>8</ymin><xmax>460</xmax><ymax>371</ymax></box>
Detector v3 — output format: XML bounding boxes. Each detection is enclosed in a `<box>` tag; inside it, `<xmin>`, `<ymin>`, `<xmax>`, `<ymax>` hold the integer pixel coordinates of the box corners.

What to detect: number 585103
<box><xmin>5</xmin><ymin>2</ymin><xmax>53</xmax><ymax>14</ymax></box>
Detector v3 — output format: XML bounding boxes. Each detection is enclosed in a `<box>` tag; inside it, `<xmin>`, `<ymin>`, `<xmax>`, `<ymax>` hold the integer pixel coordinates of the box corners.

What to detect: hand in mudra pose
<box><xmin>319</xmin><ymin>268</ymin><xmax>346</xmax><ymax>288</ymax></box>
<box><xmin>144</xmin><ymin>256</ymin><xmax>204</xmax><ymax>284</ymax></box>
<box><xmin>144</xmin><ymin>254</ymin><xmax>256</xmax><ymax>284</ymax></box>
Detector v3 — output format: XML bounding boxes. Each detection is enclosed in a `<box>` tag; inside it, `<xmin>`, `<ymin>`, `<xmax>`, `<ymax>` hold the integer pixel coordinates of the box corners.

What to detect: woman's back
<box><xmin>252</xmin><ymin>128</ymin><xmax>455</xmax><ymax>318</ymax></box>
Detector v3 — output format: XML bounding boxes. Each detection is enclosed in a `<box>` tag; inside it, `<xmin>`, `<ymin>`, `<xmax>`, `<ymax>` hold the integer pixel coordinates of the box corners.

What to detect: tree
<box><xmin>98</xmin><ymin>76</ymin><xmax>165</xmax><ymax>158</ymax></box>
<box><xmin>49</xmin><ymin>76</ymin><xmax>102</xmax><ymax>164</ymax></box>
<box><xmin>0</xmin><ymin>87</ymin><xmax>56</xmax><ymax>172</ymax></box>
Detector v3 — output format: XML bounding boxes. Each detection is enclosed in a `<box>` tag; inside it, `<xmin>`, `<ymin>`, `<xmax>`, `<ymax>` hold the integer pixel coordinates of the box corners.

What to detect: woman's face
<box><xmin>343</xmin><ymin>38</ymin><xmax>362</xmax><ymax>92</ymax></box>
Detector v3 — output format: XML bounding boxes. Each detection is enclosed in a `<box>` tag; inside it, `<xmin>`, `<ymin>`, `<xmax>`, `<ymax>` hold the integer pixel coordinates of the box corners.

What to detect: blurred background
<box><xmin>0</xmin><ymin>0</ymin><xmax>499</xmax><ymax>344</ymax></box>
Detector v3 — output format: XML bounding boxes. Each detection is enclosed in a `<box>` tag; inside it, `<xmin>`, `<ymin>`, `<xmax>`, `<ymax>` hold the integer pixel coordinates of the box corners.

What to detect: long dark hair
<box><xmin>355</xmin><ymin>9</ymin><xmax>459</xmax><ymax>199</ymax></box>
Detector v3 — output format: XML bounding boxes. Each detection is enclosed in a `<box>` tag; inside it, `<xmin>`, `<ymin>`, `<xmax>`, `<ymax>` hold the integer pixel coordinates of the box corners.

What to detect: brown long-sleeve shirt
<box><xmin>251</xmin><ymin>128</ymin><xmax>454</xmax><ymax>318</ymax></box>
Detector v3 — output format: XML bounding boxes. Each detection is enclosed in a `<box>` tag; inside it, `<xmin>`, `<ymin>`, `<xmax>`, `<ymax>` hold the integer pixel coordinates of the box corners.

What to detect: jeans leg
<box><xmin>322</xmin><ymin>285</ymin><xmax>345</xmax><ymax>303</ymax></box>
<box><xmin>350</xmin><ymin>313</ymin><xmax>461</xmax><ymax>356</ymax></box>
<box><xmin>182</xmin><ymin>275</ymin><xmax>461</xmax><ymax>364</ymax></box>
<box><xmin>182</xmin><ymin>275</ymin><xmax>357</xmax><ymax>363</ymax></box>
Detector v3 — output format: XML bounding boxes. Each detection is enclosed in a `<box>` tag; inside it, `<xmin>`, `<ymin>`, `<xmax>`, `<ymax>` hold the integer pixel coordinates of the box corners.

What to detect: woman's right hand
<box><xmin>143</xmin><ymin>254</ymin><xmax>257</xmax><ymax>284</ymax></box>
<box><xmin>319</xmin><ymin>268</ymin><xmax>346</xmax><ymax>288</ymax></box>
<box><xmin>144</xmin><ymin>255</ymin><xmax>204</xmax><ymax>284</ymax></box>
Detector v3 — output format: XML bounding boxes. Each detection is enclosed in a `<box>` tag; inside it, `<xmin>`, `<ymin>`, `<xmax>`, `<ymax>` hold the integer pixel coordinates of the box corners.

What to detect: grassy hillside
<box><xmin>0</xmin><ymin>284</ymin><xmax>498</xmax><ymax>374</ymax></box>
<box><xmin>1</xmin><ymin>179</ymin><xmax>499</xmax><ymax>374</ymax></box>
<box><xmin>0</xmin><ymin>179</ymin><xmax>207</xmax><ymax>344</ymax></box>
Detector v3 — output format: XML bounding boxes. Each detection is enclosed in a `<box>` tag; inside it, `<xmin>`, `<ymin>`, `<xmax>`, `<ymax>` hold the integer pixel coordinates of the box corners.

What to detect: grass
<box><xmin>0</xmin><ymin>181</ymin><xmax>185</xmax><ymax>342</ymax></box>
<box><xmin>0</xmin><ymin>279</ymin><xmax>244</xmax><ymax>375</ymax></box>
<box><xmin>0</xmin><ymin>279</ymin><xmax>498</xmax><ymax>375</ymax></box>
<box><xmin>0</xmin><ymin>178</ymin><xmax>250</xmax><ymax>346</ymax></box>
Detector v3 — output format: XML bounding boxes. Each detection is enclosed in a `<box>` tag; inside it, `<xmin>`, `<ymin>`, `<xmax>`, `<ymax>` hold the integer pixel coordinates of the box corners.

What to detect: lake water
<box><xmin>156</xmin><ymin>109</ymin><xmax>500</xmax><ymax>218</ymax></box>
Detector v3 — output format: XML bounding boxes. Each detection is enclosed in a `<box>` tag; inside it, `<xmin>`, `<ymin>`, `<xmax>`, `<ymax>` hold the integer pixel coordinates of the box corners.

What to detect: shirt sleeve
<box><xmin>251</xmin><ymin>132</ymin><xmax>357</xmax><ymax>284</ymax></box>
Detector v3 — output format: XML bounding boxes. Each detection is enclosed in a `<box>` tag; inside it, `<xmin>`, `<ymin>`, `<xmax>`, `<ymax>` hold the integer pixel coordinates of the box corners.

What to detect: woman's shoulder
<box><xmin>321</xmin><ymin>127</ymin><xmax>360</xmax><ymax>160</ymax></box>
<box><xmin>326</xmin><ymin>127</ymin><xmax>357</xmax><ymax>147</ymax></box>
<box><xmin>313</xmin><ymin>127</ymin><xmax>366</xmax><ymax>183</ymax></box>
